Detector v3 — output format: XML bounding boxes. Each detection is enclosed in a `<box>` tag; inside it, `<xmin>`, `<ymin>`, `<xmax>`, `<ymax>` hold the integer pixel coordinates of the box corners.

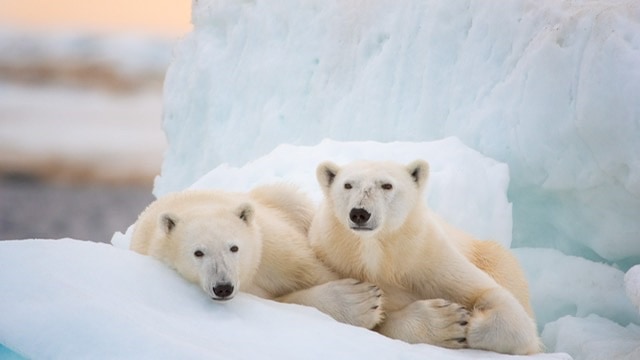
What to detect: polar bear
<box><xmin>130</xmin><ymin>183</ymin><xmax>383</xmax><ymax>329</ymax></box>
<box><xmin>309</xmin><ymin>160</ymin><xmax>541</xmax><ymax>355</ymax></box>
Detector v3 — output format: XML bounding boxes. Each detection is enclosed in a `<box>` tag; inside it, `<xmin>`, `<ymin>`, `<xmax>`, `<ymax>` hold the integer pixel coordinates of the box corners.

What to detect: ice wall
<box><xmin>157</xmin><ymin>0</ymin><xmax>640</xmax><ymax>268</ymax></box>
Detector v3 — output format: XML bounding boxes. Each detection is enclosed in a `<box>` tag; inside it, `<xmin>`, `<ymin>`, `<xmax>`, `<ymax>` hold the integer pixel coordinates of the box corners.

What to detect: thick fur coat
<box><xmin>309</xmin><ymin>160</ymin><xmax>541</xmax><ymax>355</ymax></box>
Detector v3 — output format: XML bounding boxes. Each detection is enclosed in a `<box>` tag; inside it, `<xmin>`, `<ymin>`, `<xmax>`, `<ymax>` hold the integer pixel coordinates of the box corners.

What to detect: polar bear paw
<box><xmin>378</xmin><ymin>298</ymin><xmax>470</xmax><ymax>348</ymax></box>
<box><xmin>465</xmin><ymin>288</ymin><xmax>541</xmax><ymax>354</ymax></box>
<box><xmin>315</xmin><ymin>278</ymin><xmax>384</xmax><ymax>329</ymax></box>
<box><xmin>418</xmin><ymin>298</ymin><xmax>470</xmax><ymax>348</ymax></box>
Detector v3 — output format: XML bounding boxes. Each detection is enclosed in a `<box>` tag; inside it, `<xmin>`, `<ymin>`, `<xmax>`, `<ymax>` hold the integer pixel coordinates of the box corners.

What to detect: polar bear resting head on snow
<box><xmin>130</xmin><ymin>183</ymin><xmax>383</xmax><ymax>329</ymax></box>
<box><xmin>310</xmin><ymin>159</ymin><xmax>541</xmax><ymax>355</ymax></box>
<box><xmin>132</xmin><ymin>192</ymin><xmax>261</xmax><ymax>300</ymax></box>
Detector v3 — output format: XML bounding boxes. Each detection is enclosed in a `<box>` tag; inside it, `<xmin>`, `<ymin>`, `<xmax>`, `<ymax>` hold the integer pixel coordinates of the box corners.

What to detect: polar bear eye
<box><xmin>230</xmin><ymin>245</ymin><xmax>239</xmax><ymax>253</ymax></box>
<box><xmin>381</xmin><ymin>183</ymin><xmax>393</xmax><ymax>190</ymax></box>
<box><xmin>344</xmin><ymin>183</ymin><xmax>352</xmax><ymax>189</ymax></box>
<box><xmin>194</xmin><ymin>250</ymin><xmax>204</xmax><ymax>258</ymax></box>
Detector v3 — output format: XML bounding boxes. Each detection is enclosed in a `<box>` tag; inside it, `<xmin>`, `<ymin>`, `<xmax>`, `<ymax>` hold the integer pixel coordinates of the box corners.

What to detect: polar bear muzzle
<box><xmin>349</xmin><ymin>208</ymin><xmax>374</xmax><ymax>230</ymax></box>
<box><xmin>212</xmin><ymin>282</ymin><xmax>235</xmax><ymax>300</ymax></box>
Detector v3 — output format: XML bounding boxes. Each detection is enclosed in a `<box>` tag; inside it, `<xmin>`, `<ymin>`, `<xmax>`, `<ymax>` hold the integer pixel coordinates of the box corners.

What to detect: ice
<box><xmin>156</xmin><ymin>0</ymin><xmax>640</xmax><ymax>270</ymax></box>
<box><xmin>514</xmin><ymin>248</ymin><xmax>640</xmax><ymax>329</ymax></box>
<box><xmin>542</xmin><ymin>315</ymin><xmax>640</xmax><ymax>360</ymax></box>
<box><xmin>0</xmin><ymin>239</ymin><xmax>569</xmax><ymax>360</ymax></box>
<box><xmin>625</xmin><ymin>265</ymin><xmax>640</xmax><ymax>312</ymax></box>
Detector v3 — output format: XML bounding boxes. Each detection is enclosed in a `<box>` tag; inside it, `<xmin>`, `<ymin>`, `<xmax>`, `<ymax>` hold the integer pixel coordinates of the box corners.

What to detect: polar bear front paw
<box><xmin>420</xmin><ymin>298</ymin><xmax>470</xmax><ymax>348</ymax></box>
<box><xmin>378</xmin><ymin>298</ymin><xmax>470</xmax><ymax>348</ymax></box>
<box><xmin>466</xmin><ymin>288</ymin><xmax>541</xmax><ymax>354</ymax></box>
<box><xmin>316</xmin><ymin>278</ymin><xmax>384</xmax><ymax>329</ymax></box>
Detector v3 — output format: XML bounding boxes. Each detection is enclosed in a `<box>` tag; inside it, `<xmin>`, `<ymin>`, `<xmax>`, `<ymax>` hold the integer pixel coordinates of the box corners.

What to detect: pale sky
<box><xmin>0</xmin><ymin>0</ymin><xmax>192</xmax><ymax>37</ymax></box>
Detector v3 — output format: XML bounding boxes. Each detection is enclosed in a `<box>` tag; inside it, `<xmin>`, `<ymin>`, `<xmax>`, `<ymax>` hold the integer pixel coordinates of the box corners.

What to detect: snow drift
<box><xmin>0</xmin><ymin>238</ymin><xmax>569</xmax><ymax>360</ymax></box>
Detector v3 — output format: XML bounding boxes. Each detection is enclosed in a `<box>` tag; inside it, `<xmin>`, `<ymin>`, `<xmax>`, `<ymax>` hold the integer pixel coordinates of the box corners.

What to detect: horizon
<box><xmin>0</xmin><ymin>0</ymin><xmax>192</xmax><ymax>37</ymax></box>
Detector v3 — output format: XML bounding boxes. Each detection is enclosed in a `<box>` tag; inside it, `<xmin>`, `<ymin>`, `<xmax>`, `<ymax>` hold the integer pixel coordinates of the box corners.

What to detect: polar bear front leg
<box><xmin>277</xmin><ymin>278</ymin><xmax>384</xmax><ymax>329</ymax></box>
<box><xmin>377</xmin><ymin>299</ymin><xmax>470</xmax><ymax>348</ymax></box>
<box><xmin>466</xmin><ymin>288</ymin><xmax>541</xmax><ymax>355</ymax></box>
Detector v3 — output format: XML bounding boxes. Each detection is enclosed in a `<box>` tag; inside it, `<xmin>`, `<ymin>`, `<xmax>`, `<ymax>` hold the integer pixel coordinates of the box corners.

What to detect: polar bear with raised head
<box><xmin>130</xmin><ymin>183</ymin><xmax>383</xmax><ymax>329</ymax></box>
<box><xmin>309</xmin><ymin>159</ymin><xmax>541</xmax><ymax>355</ymax></box>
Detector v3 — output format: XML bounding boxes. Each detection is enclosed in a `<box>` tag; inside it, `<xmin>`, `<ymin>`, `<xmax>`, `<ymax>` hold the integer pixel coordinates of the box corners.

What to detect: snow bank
<box><xmin>0</xmin><ymin>239</ymin><xmax>569</xmax><ymax>360</ymax></box>
<box><xmin>156</xmin><ymin>0</ymin><xmax>640</xmax><ymax>269</ymax></box>
<box><xmin>189</xmin><ymin>138</ymin><xmax>513</xmax><ymax>247</ymax></box>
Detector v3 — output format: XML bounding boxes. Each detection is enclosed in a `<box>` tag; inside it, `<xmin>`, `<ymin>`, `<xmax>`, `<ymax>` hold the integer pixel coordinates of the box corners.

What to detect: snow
<box><xmin>2</xmin><ymin>138</ymin><xmax>573</xmax><ymax>360</ymax></box>
<box><xmin>625</xmin><ymin>265</ymin><xmax>640</xmax><ymax>312</ymax></box>
<box><xmin>514</xmin><ymin>248</ymin><xmax>640</xmax><ymax>328</ymax></box>
<box><xmin>0</xmin><ymin>238</ymin><xmax>567</xmax><ymax>360</ymax></box>
<box><xmin>156</xmin><ymin>0</ymin><xmax>640</xmax><ymax>270</ymax></box>
<box><xmin>188</xmin><ymin>138</ymin><xmax>513</xmax><ymax>248</ymax></box>
<box><xmin>541</xmin><ymin>315</ymin><xmax>640</xmax><ymax>360</ymax></box>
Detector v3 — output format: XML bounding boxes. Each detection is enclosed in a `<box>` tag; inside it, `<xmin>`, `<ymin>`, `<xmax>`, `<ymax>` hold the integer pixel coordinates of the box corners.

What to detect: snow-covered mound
<box><xmin>0</xmin><ymin>239</ymin><xmax>568</xmax><ymax>360</ymax></box>
<box><xmin>190</xmin><ymin>138</ymin><xmax>513</xmax><ymax>247</ymax></box>
<box><xmin>1</xmin><ymin>139</ymin><xmax>568</xmax><ymax>359</ymax></box>
<box><xmin>155</xmin><ymin>0</ymin><xmax>640</xmax><ymax>269</ymax></box>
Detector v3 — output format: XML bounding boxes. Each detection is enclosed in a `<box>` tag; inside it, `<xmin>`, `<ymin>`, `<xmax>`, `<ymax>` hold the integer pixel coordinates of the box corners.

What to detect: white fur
<box><xmin>130</xmin><ymin>184</ymin><xmax>383</xmax><ymax>329</ymax></box>
<box><xmin>310</xmin><ymin>160</ymin><xmax>541</xmax><ymax>355</ymax></box>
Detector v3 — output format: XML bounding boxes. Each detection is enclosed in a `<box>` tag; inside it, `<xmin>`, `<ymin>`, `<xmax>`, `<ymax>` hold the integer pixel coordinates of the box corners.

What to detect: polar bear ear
<box><xmin>317</xmin><ymin>161</ymin><xmax>341</xmax><ymax>190</ymax></box>
<box><xmin>160</xmin><ymin>213</ymin><xmax>179</xmax><ymax>235</ymax></box>
<box><xmin>406</xmin><ymin>160</ymin><xmax>429</xmax><ymax>190</ymax></box>
<box><xmin>236</xmin><ymin>203</ymin><xmax>254</xmax><ymax>224</ymax></box>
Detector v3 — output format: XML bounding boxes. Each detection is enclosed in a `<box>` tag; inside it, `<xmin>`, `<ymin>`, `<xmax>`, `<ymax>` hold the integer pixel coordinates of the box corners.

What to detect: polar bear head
<box><xmin>316</xmin><ymin>159</ymin><xmax>429</xmax><ymax>236</ymax></box>
<box><xmin>157</xmin><ymin>202</ymin><xmax>262</xmax><ymax>301</ymax></box>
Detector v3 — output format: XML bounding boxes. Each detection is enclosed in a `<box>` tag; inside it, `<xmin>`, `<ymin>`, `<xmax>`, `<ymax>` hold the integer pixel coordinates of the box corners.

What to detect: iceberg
<box><xmin>156</xmin><ymin>0</ymin><xmax>640</xmax><ymax>270</ymax></box>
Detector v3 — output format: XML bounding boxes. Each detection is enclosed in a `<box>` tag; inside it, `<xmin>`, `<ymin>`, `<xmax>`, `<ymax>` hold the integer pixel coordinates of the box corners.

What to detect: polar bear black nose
<box><xmin>349</xmin><ymin>208</ymin><xmax>371</xmax><ymax>225</ymax></box>
<box><xmin>213</xmin><ymin>283</ymin><xmax>234</xmax><ymax>298</ymax></box>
